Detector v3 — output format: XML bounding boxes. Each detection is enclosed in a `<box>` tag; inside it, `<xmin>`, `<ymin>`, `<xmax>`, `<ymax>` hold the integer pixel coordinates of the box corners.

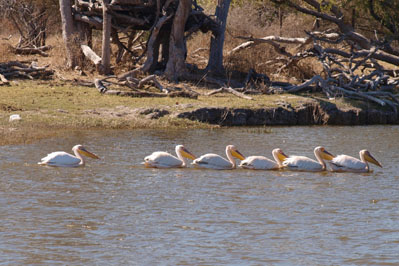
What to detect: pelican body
<box><xmin>283</xmin><ymin>146</ymin><xmax>334</xmax><ymax>172</ymax></box>
<box><xmin>328</xmin><ymin>149</ymin><xmax>382</xmax><ymax>173</ymax></box>
<box><xmin>239</xmin><ymin>148</ymin><xmax>288</xmax><ymax>170</ymax></box>
<box><xmin>38</xmin><ymin>144</ymin><xmax>99</xmax><ymax>167</ymax></box>
<box><xmin>144</xmin><ymin>145</ymin><xmax>196</xmax><ymax>168</ymax></box>
<box><xmin>192</xmin><ymin>145</ymin><xmax>245</xmax><ymax>170</ymax></box>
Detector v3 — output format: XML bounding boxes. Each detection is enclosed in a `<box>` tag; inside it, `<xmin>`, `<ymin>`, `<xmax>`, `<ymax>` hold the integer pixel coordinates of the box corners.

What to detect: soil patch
<box><xmin>1</xmin><ymin>104</ymin><xmax>23</xmax><ymax>112</ymax></box>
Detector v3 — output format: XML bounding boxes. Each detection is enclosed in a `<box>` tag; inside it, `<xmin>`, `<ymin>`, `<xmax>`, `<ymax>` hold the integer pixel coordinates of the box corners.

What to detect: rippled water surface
<box><xmin>1</xmin><ymin>126</ymin><xmax>399</xmax><ymax>265</ymax></box>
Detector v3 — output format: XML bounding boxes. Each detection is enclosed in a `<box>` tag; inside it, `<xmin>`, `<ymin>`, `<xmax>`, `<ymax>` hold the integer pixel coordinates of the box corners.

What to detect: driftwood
<box><xmin>138</xmin><ymin>74</ymin><xmax>168</xmax><ymax>92</ymax></box>
<box><xmin>81</xmin><ymin>44</ymin><xmax>105</xmax><ymax>73</ymax></box>
<box><xmin>0</xmin><ymin>61</ymin><xmax>54</xmax><ymax>83</ymax></box>
<box><xmin>104</xmin><ymin>89</ymin><xmax>198</xmax><ymax>98</ymax></box>
<box><xmin>206</xmin><ymin>87</ymin><xmax>253</xmax><ymax>100</ymax></box>
<box><xmin>228</xmin><ymin>35</ymin><xmax>311</xmax><ymax>57</ymax></box>
<box><xmin>94</xmin><ymin>78</ymin><xmax>108</xmax><ymax>93</ymax></box>
<box><xmin>13</xmin><ymin>45</ymin><xmax>52</xmax><ymax>57</ymax></box>
<box><xmin>81</xmin><ymin>45</ymin><xmax>102</xmax><ymax>65</ymax></box>
<box><xmin>94</xmin><ymin>73</ymin><xmax>198</xmax><ymax>99</ymax></box>
<box><xmin>0</xmin><ymin>74</ymin><xmax>10</xmax><ymax>85</ymax></box>
<box><xmin>227</xmin><ymin>6</ymin><xmax>399</xmax><ymax>112</ymax></box>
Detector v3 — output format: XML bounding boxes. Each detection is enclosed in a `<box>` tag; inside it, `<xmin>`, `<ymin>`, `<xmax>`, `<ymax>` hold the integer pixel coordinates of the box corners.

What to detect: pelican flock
<box><xmin>327</xmin><ymin>149</ymin><xmax>382</xmax><ymax>173</ymax></box>
<box><xmin>239</xmin><ymin>148</ymin><xmax>288</xmax><ymax>170</ymax></box>
<box><xmin>38</xmin><ymin>144</ymin><xmax>99</xmax><ymax>167</ymax></box>
<box><xmin>37</xmin><ymin>143</ymin><xmax>382</xmax><ymax>174</ymax></box>
<box><xmin>144</xmin><ymin>144</ymin><xmax>196</xmax><ymax>168</ymax></box>
<box><xmin>192</xmin><ymin>145</ymin><xmax>245</xmax><ymax>170</ymax></box>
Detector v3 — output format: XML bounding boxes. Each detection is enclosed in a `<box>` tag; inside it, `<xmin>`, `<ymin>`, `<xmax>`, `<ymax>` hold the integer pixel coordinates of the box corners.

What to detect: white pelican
<box><xmin>327</xmin><ymin>149</ymin><xmax>382</xmax><ymax>173</ymax></box>
<box><xmin>144</xmin><ymin>145</ymin><xmax>196</xmax><ymax>168</ymax></box>
<box><xmin>239</xmin><ymin>148</ymin><xmax>289</xmax><ymax>170</ymax></box>
<box><xmin>282</xmin><ymin>146</ymin><xmax>334</xmax><ymax>172</ymax></box>
<box><xmin>192</xmin><ymin>145</ymin><xmax>245</xmax><ymax>170</ymax></box>
<box><xmin>38</xmin><ymin>144</ymin><xmax>99</xmax><ymax>167</ymax></box>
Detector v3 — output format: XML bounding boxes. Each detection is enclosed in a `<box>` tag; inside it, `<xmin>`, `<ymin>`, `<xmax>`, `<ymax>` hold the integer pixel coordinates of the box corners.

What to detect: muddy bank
<box><xmin>173</xmin><ymin>101</ymin><xmax>398</xmax><ymax>126</ymax></box>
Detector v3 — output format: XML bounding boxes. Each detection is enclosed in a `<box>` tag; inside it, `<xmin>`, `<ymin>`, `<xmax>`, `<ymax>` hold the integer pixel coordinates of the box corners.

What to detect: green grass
<box><xmin>0</xmin><ymin>80</ymin><xmax>375</xmax><ymax>145</ymax></box>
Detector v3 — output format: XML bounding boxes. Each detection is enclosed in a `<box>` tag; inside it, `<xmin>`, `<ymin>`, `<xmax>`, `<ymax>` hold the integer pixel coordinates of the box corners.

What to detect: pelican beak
<box><xmin>277</xmin><ymin>150</ymin><xmax>289</xmax><ymax>161</ymax></box>
<box><xmin>182</xmin><ymin>147</ymin><xmax>196</xmax><ymax>160</ymax></box>
<box><xmin>79</xmin><ymin>147</ymin><xmax>100</xmax><ymax>159</ymax></box>
<box><xmin>365</xmin><ymin>152</ymin><xmax>382</xmax><ymax>167</ymax></box>
<box><xmin>232</xmin><ymin>149</ymin><xmax>245</xmax><ymax>160</ymax></box>
<box><xmin>321</xmin><ymin>150</ymin><xmax>334</xmax><ymax>161</ymax></box>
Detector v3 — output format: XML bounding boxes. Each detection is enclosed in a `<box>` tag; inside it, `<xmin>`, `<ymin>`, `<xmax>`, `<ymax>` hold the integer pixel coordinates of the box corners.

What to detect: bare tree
<box><xmin>59</xmin><ymin>0</ymin><xmax>78</xmax><ymax>68</ymax></box>
<box><xmin>206</xmin><ymin>0</ymin><xmax>231</xmax><ymax>75</ymax></box>
<box><xmin>101</xmin><ymin>0</ymin><xmax>112</xmax><ymax>74</ymax></box>
<box><xmin>164</xmin><ymin>0</ymin><xmax>191</xmax><ymax>81</ymax></box>
<box><xmin>0</xmin><ymin>0</ymin><xmax>48</xmax><ymax>48</ymax></box>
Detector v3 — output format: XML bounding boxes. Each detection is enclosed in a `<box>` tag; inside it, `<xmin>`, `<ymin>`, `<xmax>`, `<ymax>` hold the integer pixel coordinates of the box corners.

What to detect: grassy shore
<box><xmin>2</xmin><ymin>79</ymin><xmax>355</xmax><ymax>145</ymax></box>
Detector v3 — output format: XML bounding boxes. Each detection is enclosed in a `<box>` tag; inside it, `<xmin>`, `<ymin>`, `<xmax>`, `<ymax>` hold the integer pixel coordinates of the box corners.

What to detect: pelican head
<box><xmin>176</xmin><ymin>145</ymin><xmax>196</xmax><ymax>160</ymax></box>
<box><xmin>273</xmin><ymin>148</ymin><xmax>289</xmax><ymax>162</ymax></box>
<box><xmin>227</xmin><ymin>145</ymin><xmax>245</xmax><ymax>160</ymax></box>
<box><xmin>73</xmin><ymin>144</ymin><xmax>100</xmax><ymax>159</ymax></box>
<box><xmin>360</xmin><ymin>149</ymin><xmax>382</xmax><ymax>167</ymax></box>
<box><xmin>315</xmin><ymin>146</ymin><xmax>334</xmax><ymax>161</ymax></box>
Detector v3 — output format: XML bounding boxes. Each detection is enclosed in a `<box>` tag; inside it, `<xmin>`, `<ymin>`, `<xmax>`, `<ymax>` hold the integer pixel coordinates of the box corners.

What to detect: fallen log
<box><xmin>138</xmin><ymin>74</ymin><xmax>167</xmax><ymax>92</ymax></box>
<box><xmin>0</xmin><ymin>61</ymin><xmax>54</xmax><ymax>81</ymax></box>
<box><xmin>81</xmin><ymin>44</ymin><xmax>101</xmax><ymax>65</ymax></box>
<box><xmin>0</xmin><ymin>74</ymin><xmax>10</xmax><ymax>85</ymax></box>
<box><xmin>104</xmin><ymin>89</ymin><xmax>197</xmax><ymax>98</ymax></box>
<box><xmin>332</xmin><ymin>86</ymin><xmax>387</xmax><ymax>106</ymax></box>
<box><xmin>13</xmin><ymin>46</ymin><xmax>52</xmax><ymax>57</ymax></box>
<box><xmin>206</xmin><ymin>87</ymin><xmax>253</xmax><ymax>100</ymax></box>
<box><xmin>81</xmin><ymin>44</ymin><xmax>105</xmax><ymax>73</ymax></box>
<box><xmin>284</xmin><ymin>75</ymin><xmax>326</xmax><ymax>93</ymax></box>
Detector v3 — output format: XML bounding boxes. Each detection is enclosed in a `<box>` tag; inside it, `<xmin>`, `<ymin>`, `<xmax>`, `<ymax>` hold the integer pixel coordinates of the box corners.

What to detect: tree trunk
<box><xmin>206</xmin><ymin>0</ymin><xmax>231</xmax><ymax>75</ymax></box>
<box><xmin>164</xmin><ymin>0</ymin><xmax>191</xmax><ymax>81</ymax></box>
<box><xmin>74</xmin><ymin>0</ymin><xmax>92</xmax><ymax>47</ymax></box>
<box><xmin>142</xmin><ymin>14</ymin><xmax>172</xmax><ymax>73</ymax></box>
<box><xmin>59</xmin><ymin>0</ymin><xmax>78</xmax><ymax>68</ymax></box>
<box><xmin>101</xmin><ymin>0</ymin><xmax>112</xmax><ymax>74</ymax></box>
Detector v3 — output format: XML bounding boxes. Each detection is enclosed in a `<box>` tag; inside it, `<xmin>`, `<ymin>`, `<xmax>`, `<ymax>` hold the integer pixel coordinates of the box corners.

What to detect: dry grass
<box><xmin>0</xmin><ymin>78</ymin><xmax>321</xmax><ymax>145</ymax></box>
<box><xmin>186</xmin><ymin>2</ymin><xmax>321</xmax><ymax>83</ymax></box>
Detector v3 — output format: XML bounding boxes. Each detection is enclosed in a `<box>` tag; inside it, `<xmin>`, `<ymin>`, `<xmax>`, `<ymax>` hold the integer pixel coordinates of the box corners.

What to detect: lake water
<box><xmin>1</xmin><ymin>126</ymin><xmax>399</xmax><ymax>265</ymax></box>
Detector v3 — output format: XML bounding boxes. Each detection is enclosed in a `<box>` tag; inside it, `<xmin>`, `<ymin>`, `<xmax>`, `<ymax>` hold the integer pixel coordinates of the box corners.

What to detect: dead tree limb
<box><xmin>206</xmin><ymin>87</ymin><xmax>253</xmax><ymax>100</ymax></box>
<box><xmin>0</xmin><ymin>74</ymin><xmax>10</xmax><ymax>85</ymax></box>
<box><xmin>81</xmin><ymin>44</ymin><xmax>103</xmax><ymax>72</ymax></box>
<box><xmin>0</xmin><ymin>61</ymin><xmax>54</xmax><ymax>81</ymax></box>
<box><xmin>138</xmin><ymin>74</ymin><xmax>166</xmax><ymax>92</ymax></box>
<box><xmin>13</xmin><ymin>46</ymin><xmax>52</xmax><ymax>57</ymax></box>
<box><xmin>285</xmin><ymin>75</ymin><xmax>326</xmax><ymax>93</ymax></box>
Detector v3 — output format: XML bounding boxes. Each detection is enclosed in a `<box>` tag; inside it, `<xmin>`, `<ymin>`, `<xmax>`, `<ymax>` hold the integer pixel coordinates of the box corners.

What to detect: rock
<box><xmin>9</xmin><ymin>114</ymin><xmax>21</xmax><ymax>122</ymax></box>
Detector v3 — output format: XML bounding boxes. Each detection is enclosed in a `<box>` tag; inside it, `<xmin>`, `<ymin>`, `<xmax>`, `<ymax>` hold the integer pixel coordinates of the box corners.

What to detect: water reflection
<box><xmin>1</xmin><ymin>126</ymin><xmax>399</xmax><ymax>265</ymax></box>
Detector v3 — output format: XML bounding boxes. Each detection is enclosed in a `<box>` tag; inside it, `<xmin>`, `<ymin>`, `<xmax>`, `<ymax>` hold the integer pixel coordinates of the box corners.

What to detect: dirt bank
<box><xmin>172</xmin><ymin>100</ymin><xmax>398</xmax><ymax>126</ymax></box>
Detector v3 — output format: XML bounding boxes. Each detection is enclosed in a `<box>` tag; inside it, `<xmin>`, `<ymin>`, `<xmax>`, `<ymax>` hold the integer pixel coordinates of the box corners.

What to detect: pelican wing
<box><xmin>144</xmin><ymin>151</ymin><xmax>182</xmax><ymax>168</ymax></box>
<box><xmin>39</xmin><ymin>151</ymin><xmax>81</xmax><ymax>167</ymax></box>
<box><xmin>239</xmin><ymin>156</ymin><xmax>278</xmax><ymax>170</ymax></box>
<box><xmin>283</xmin><ymin>156</ymin><xmax>323</xmax><ymax>171</ymax></box>
<box><xmin>192</xmin><ymin>153</ymin><xmax>232</xmax><ymax>170</ymax></box>
<box><xmin>328</xmin><ymin>155</ymin><xmax>367</xmax><ymax>172</ymax></box>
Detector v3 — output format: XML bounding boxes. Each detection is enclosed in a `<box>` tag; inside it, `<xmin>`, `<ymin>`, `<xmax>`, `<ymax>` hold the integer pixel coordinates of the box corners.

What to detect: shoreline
<box><xmin>175</xmin><ymin>101</ymin><xmax>398</xmax><ymax>126</ymax></box>
<box><xmin>1</xmin><ymin>80</ymin><xmax>397</xmax><ymax>146</ymax></box>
